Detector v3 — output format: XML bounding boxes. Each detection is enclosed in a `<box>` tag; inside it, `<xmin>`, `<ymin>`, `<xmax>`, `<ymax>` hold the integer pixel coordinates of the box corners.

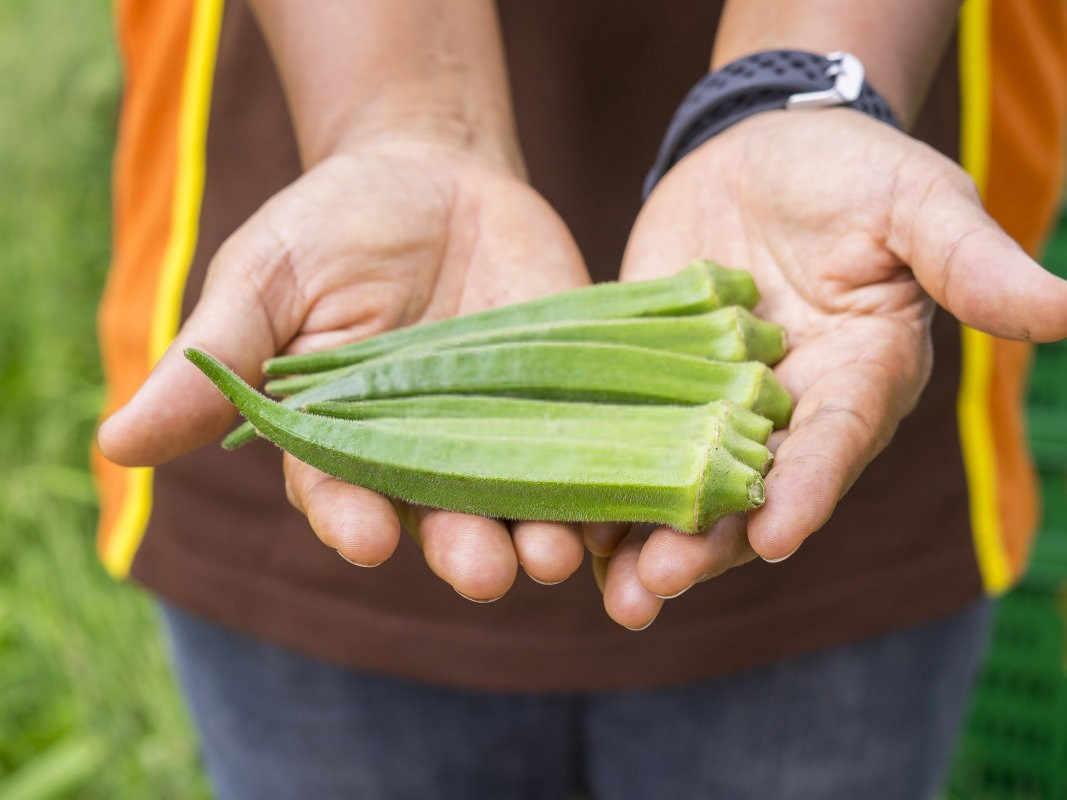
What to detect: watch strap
<box><xmin>644</xmin><ymin>50</ymin><xmax>900</xmax><ymax>198</ymax></box>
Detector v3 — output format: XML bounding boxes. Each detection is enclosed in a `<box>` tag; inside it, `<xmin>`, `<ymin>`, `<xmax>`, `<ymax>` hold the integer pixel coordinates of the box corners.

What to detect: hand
<box><xmin>592</xmin><ymin>109</ymin><xmax>1067</xmax><ymax>629</ymax></box>
<box><xmin>97</xmin><ymin>134</ymin><xmax>590</xmax><ymax>601</ymax></box>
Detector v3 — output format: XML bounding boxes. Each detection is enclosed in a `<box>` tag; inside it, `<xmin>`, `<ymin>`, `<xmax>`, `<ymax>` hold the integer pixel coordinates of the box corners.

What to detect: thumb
<box><xmin>891</xmin><ymin>161</ymin><xmax>1067</xmax><ymax>342</ymax></box>
<box><xmin>97</xmin><ymin>232</ymin><xmax>294</xmax><ymax>466</ymax></box>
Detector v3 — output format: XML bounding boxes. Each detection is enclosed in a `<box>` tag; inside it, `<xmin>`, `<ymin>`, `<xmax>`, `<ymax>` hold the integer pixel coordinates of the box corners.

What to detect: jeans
<box><xmin>160</xmin><ymin>599</ymin><xmax>990</xmax><ymax>800</ymax></box>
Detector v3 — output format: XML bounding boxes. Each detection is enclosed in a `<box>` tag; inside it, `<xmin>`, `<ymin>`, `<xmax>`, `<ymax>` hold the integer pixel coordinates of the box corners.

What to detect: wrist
<box><xmin>322</xmin><ymin>87</ymin><xmax>525</xmax><ymax>178</ymax></box>
<box><xmin>644</xmin><ymin>52</ymin><xmax>898</xmax><ymax>197</ymax></box>
<box><xmin>711</xmin><ymin>0</ymin><xmax>959</xmax><ymax>128</ymax></box>
<box><xmin>249</xmin><ymin>0</ymin><xmax>524</xmax><ymax>174</ymax></box>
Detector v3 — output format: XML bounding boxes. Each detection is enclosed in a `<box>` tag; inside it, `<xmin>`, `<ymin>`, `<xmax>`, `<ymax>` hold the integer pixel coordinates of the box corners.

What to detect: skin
<box><xmin>594</xmin><ymin>108</ymin><xmax>1067</xmax><ymax>629</ymax></box>
<box><xmin>591</xmin><ymin>0</ymin><xmax>1067</xmax><ymax>630</ymax></box>
<box><xmin>96</xmin><ymin>2</ymin><xmax>589</xmax><ymax>602</ymax></box>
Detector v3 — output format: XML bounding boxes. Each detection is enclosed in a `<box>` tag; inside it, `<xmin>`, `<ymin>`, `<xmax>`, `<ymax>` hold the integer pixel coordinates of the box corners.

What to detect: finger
<box><xmin>746</xmin><ymin>361</ymin><xmax>898</xmax><ymax>562</ymax></box>
<box><xmin>581</xmin><ymin>522</ymin><xmax>631</xmax><ymax>557</ymax></box>
<box><xmin>602</xmin><ymin>529</ymin><xmax>662</xmax><ymax>631</ymax></box>
<box><xmin>891</xmin><ymin>160</ymin><xmax>1067</xmax><ymax>342</ymax></box>
<box><xmin>98</xmin><ymin>228</ymin><xmax>302</xmax><ymax>466</ymax></box>
<box><xmin>419</xmin><ymin>511</ymin><xmax>518</xmax><ymax>602</ymax></box>
<box><xmin>284</xmin><ymin>455</ymin><xmax>401</xmax><ymax>567</ymax></box>
<box><xmin>512</xmin><ymin>521</ymin><xmax>585</xmax><ymax>585</ymax></box>
<box><xmin>637</xmin><ymin>515</ymin><xmax>754</xmax><ymax>599</ymax></box>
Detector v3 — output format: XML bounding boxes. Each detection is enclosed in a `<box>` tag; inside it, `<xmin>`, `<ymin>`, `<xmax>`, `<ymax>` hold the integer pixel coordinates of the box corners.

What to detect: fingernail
<box><xmin>654</xmin><ymin>585</ymin><xmax>692</xmax><ymax>600</ymax></box>
<box><xmin>455</xmin><ymin>589</ymin><xmax>505</xmax><ymax>604</ymax></box>
<box><xmin>626</xmin><ymin>618</ymin><xmax>655</xmax><ymax>632</ymax></box>
<box><xmin>530</xmin><ymin>576</ymin><xmax>567</xmax><ymax>586</ymax></box>
<box><xmin>762</xmin><ymin>545</ymin><xmax>799</xmax><ymax>564</ymax></box>
<box><xmin>337</xmin><ymin>550</ymin><xmax>383</xmax><ymax>568</ymax></box>
<box><xmin>656</xmin><ymin>569</ymin><xmax>721</xmax><ymax>598</ymax></box>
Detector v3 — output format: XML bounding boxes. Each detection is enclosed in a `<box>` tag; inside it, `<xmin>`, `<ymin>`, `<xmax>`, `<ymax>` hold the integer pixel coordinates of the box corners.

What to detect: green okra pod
<box><xmin>263</xmin><ymin>260</ymin><xmax>758</xmax><ymax>377</ymax></box>
<box><xmin>305</xmin><ymin>395</ymin><xmax>774</xmax><ymax>444</ymax></box>
<box><xmin>275</xmin><ymin>342</ymin><xmax>792</xmax><ymax>421</ymax></box>
<box><xmin>188</xmin><ymin>348</ymin><xmax>766</xmax><ymax>532</ymax></box>
<box><xmin>268</xmin><ymin>307</ymin><xmax>787</xmax><ymax>395</ymax></box>
<box><xmin>358</xmin><ymin>416</ymin><xmax>773</xmax><ymax>475</ymax></box>
<box><xmin>224</xmin><ymin>342</ymin><xmax>792</xmax><ymax>450</ymax></box>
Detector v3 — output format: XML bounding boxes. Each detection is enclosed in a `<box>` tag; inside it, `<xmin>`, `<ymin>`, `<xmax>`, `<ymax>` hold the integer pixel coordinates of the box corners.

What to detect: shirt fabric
<box><xmin>93</xmin><ymin>0</ymin><xmax>1066</xmax><ymax>691</ymax></box>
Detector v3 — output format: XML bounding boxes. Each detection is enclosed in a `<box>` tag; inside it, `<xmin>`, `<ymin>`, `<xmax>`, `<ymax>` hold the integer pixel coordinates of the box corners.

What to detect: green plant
<box><xmin>0</xmin><ymin>1</ymin><xmax>208</xmax><ymax>795</ymax></box>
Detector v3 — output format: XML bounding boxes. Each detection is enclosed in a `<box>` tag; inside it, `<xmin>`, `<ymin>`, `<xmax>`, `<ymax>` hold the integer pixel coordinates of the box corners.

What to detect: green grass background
<box><xmin>1</xmin><ymin>2</ymin><xmax>1064</xmax><ymax>799</ymax></box>
<box><xmin>0</xmin><ymin>2</ymin><xmax>209</xmax><ymax>797</ymax></box>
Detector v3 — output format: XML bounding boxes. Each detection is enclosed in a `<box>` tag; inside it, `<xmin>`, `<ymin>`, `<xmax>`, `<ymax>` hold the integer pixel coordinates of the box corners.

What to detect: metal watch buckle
<box><xmin>785</xmin><ymin>51</ymin><xmax>864</xmax><ymax>110</ymax></box>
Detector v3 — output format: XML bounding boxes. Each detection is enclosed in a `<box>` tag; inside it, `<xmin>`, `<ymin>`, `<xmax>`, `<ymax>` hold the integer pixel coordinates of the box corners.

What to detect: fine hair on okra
<box><xmin>268</xmin><ymin>308</ymin><xmax>787</xmax><ymax>396</ymax></box>
<box><xmin>263</xmin><ymin>259</ymin><xmax>759</xmax><ymax>377</ymax></box>
<box><xmin>304</xmin><ymin>395</ymin><xmax>774</xmax><ymax>443</ymax></box>
<box><xmin>187</xmin><ymin>348</ymin><xmax>767</xmax><ymax>533</ymax></box>
<box><xmin>305</xmin><ymin>397</ymin><xmax>774</xmax><ymax>475</ymax></box>
<box><xmin>222</xmin><ymin>342</ymin><xmax>792</xmax><ymax>449</ymax></box>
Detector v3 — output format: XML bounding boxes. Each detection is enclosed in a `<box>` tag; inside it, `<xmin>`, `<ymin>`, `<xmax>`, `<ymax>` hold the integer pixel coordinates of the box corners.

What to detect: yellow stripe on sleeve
<box><xmin>956</xmin><ymin>0</ymin><xmax>1012</xmax><ymax>595</ymax></box>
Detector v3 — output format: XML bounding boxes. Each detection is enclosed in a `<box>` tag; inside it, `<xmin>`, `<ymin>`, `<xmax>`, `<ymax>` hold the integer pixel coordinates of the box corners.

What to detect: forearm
<box><xmin>712</xmin><ymin>0</ymin><xmax>960</xmax><ymax>128</ymax></box>
<box><xmin>249</xmin><ymin>0</ymin><xmax>520</xmax><ymax>169</ymax></box>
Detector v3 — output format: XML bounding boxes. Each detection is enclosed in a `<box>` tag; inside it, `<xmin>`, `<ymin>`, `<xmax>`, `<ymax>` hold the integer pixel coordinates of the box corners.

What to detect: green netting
<box><xmin>1027</xmin><ymin>471</ymin><xmax>1067</xmax><ymax>590</ymax></box>
<box><xmin>947</xmin><ymin>587</ymin><xmax>1067</xmax><ymax>799</ymax></box>
<box><xmin>947</xmin><ymin>209</ymin><xmax>1067</xmax><ymax>798</ymax></box>
<box><xmin>1029</xmin><ymin>345</ymin><xmax>1067</xmax><ymax>472</ymax></box>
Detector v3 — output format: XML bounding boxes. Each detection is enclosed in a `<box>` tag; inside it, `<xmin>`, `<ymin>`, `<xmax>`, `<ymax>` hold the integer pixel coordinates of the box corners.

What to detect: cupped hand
<box><xmin>97</xmin><ymin>135</ymin><xmax>590</xmax><ymax>601</ymax></box>
<box><xmin>594</xmin><ymin>109</ymin><xmax>1067</xmax><ymax>629</ymax></box>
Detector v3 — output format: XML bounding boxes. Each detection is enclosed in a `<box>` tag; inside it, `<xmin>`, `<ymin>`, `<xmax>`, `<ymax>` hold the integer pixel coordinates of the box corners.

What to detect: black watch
<box><xmin>644</xmin><ymin>50</ymin><xmax>900</xmax><ymax>197</ymax></box>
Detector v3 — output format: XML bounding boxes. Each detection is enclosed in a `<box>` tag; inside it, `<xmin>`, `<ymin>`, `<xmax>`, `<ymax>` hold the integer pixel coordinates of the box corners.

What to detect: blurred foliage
<box><xmin>0</xmin><ymin>2</ymin><xmax>208</xmax><ymax>797</ymax></box>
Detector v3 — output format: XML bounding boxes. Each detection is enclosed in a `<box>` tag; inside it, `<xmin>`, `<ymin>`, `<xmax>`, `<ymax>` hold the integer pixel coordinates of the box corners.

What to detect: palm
<box><xmin>627</xmin><ymin>111</ymin><xmax>935</xmax><ymax>497</ymax></box>
<box><xmin>99</xmin><ymin>139</ymin><xmax>591</xmax><ymax>601</ymax></box>
<box><xmin>251</xmin><ymin>142</ymin><xmax>588</xmax><ymax>359</ymax></box>
<box><xmin>598</xmin><ymin>109</ymin><xmax>1067</xmax><ymax>630</ymax></box>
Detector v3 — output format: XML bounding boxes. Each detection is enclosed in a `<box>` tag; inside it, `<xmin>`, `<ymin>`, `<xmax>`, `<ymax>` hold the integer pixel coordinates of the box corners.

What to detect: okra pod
<box><xmin>263</xmin><ymin>260</ymin><xmax>757</xmax><ymax>377</ymax></box>
<box><xmin>276</xmin><ymin>343</ymin><xmax>792</xmax><ymax>422</ymax></box>
<box><xmin>269</xmin><ymin>308</ymin><xmax>787</xmax><ymax>395</ymax></box>
<box><xmin>225</xmin><ymin>343</ymin><xmax>791</xmax><ymax>449</ymax></box>
<box><xmin>305</xmin><ymin>396</ymin><xmax>774</xmax><ymax>443</ymax></box>
<box><xmin>188</xmin><ymin>348</ymin><xmax>765</xmax><ymax>532</ymax></box>
<box><xmin>359</xmin><ymin>416</ymin><xmax>773</xmax><ymax>475</ymax></box>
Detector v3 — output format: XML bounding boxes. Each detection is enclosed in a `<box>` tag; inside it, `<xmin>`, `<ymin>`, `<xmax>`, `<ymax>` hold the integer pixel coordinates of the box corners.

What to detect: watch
<box><xmin>643</xmin><ymin>50</ymin><xmax>900</xmax><ymax>197</ymax></box>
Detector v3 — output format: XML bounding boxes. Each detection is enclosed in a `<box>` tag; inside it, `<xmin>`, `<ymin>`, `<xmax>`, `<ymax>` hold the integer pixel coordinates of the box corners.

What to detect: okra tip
<box><xmin>184</xmin><ymin>346</ymin><xmax>217</xmax><ymax>375</ymax></box>
<box><xmin>185</xmin><ymin>348</ymin><xmax>259</xmax><ymax>449</ymax></box>
<box><xmin>221</xmin><ymin>422</ymin><xmax>257</xmax><ymax>450</ymax></box>
<box><xmin>185</xmin><ymin>347</ymin><xmax>240</xmax><ymax>405</ymax></box>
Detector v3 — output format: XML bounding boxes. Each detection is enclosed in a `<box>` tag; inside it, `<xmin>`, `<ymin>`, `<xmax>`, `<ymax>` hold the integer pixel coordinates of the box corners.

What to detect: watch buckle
<box><xmin>785</xmin><ymin>51</ymin><xmax>864</xmax><ymax>110</ymax></box>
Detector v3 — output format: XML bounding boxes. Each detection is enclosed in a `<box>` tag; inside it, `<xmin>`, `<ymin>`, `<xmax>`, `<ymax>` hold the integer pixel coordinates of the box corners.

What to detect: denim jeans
<box><xmin>161</xmin><ymin>599</ymin><xmax>990</xmax><ymax>800</ymax></box>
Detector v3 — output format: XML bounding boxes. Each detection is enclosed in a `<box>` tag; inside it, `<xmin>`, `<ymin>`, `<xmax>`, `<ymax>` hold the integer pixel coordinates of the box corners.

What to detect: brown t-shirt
<box><xmin>94</xmin><ymin>0</ymin><xmax>1064</xmax><ymax>690</ymax></box>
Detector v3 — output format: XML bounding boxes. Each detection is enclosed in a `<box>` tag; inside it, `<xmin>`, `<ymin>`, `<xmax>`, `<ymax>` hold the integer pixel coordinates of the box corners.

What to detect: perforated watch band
<box><xmin>643</xmin><ymin>50</ymin><xmax>900</xmax><ymax>197</ymax></box>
